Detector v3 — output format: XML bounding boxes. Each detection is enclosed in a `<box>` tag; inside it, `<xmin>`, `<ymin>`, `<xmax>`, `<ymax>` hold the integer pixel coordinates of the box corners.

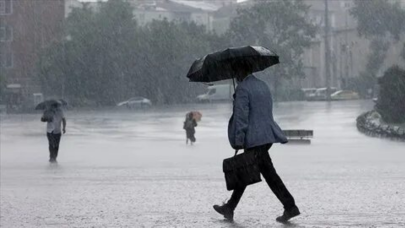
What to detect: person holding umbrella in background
<box><xmin>187</xmin><ymin>46</ymin><xmax>300</xmax><ymax>223</ymax></box>
<box><xmin>183</xmin><ymin>111</ymin><xmax>202</xmax><ymax>145</ymax></box>
<box><xmin>37</xmin><ymin>99</ymin><xmax>67</xmax><ymax>163</ymax></box>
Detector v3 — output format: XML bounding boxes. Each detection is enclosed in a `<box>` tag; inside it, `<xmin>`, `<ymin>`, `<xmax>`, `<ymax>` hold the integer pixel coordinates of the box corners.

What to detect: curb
<box><xmin>356</xmin><ymin>111</ymin><xmax>405</xmax><ymax>141</ymax></box>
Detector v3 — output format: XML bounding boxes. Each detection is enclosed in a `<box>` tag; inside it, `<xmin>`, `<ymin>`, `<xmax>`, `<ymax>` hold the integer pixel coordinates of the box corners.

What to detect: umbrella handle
<box><xmin>232</xmin><ymin>77</ymin><xmax>236</xmax><ymax>92</ymax></box>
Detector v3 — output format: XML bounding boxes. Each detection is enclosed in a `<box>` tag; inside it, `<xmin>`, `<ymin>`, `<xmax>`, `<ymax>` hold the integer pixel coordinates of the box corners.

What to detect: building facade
<box><xmin>298</xmin><ymin>0</ymin><xmax>405</xmax><ymax>91</ymax></box>
<box><xmin>133</xmin><ymin>0</ymin><xmax>221</xmax><ymax>32</ymax></box>
<box><xmin>0</xmin><ymin>0</ymin><xmax>65</xmax><ymax>105</ymax></box>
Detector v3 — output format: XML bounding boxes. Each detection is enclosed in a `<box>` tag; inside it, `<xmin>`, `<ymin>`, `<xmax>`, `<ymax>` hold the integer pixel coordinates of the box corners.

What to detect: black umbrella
<box><xmin>35</xmin><ymin>99</ymin><xmax>67</xmax><ymax>110</ymax></box>
<box><xmin>187</xmin><ymin>46</ymin><xmax>279</xmax><ymax>83</ymax></box>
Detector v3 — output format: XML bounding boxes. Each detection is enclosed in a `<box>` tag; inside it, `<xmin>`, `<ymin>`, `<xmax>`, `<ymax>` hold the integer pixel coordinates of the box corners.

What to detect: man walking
<box><xmin>42</xmin><ymin>103</ymin><xmax>66</xmax><ymax>163</ymax></box>
<box><xmin>213</xmin><ymin>72</ymin><xmax>300</xmax><ymax>223</ymax></box>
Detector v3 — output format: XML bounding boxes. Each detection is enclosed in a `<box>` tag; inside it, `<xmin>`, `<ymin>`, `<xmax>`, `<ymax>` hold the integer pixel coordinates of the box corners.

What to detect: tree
<box><xmin>350</xmin><ymin>0</ymin><xmax>405</xmax><ymax>96</ymax></box>
<box><xmin>363</xmin><ymin>39</ymin><xmax>390</xmax><ymax>76</ymax></box>
<box><xmin>376</xmin><ymin>66</ymin><xmax>405</xmax><ymax>123</ymax></box>
<box><xmin>349</xmin><ymin>38</ymin><xmax>390</xmax><ymax>97</ymax></box>
<box><xmin>37</xmin><ymin>0</ymin><xmax>220</xmax><ymax>106</ymax></box>
<box><xmin>350</xmin><ymin>0</ymin><xmax>405</xmax><ymax>66</ymax></box>
<box><xmin>350</xmin><ymin>0</ymin><xmax>405</xmax><ymax>40</ymax></box>
<box><xmin>226</xmin><ymin>0</ymin><xmax>316</xmax><ymax>100</ymax></box>
<box><xmin>227</xmin><ymin>0</ymin><xmax>317</xmax><ymax>79</ymax></box>
<box><xmin>140</xmin><ymin>20</ymin><xmax>215</xmax><ymax>104</ymax></box>
<box><xmin>39</xmin><ymin>0</ymin><xmax>140</xmax><ymax>106</ymax></box>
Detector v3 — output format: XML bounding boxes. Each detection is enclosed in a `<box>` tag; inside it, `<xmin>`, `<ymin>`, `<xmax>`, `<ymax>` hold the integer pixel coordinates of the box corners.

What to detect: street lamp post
<box><xmin>324</xmin><ymin>0</ymin><xmax>331</xmax><ymax>101</ymax></box>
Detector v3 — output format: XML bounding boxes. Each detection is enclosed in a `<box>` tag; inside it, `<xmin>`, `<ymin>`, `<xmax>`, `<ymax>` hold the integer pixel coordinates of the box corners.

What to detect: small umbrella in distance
<box><xmin>191</xmin><ymin>111</ymin><xmax>202</xmax><ymax>122</ymax></box>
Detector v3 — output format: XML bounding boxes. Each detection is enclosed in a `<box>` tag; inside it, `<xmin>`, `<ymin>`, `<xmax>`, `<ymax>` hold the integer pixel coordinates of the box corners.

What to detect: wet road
<box><xmin>1</xmin><ymin>101</ymin><xmax>404</xmax><ymax>227</ymax></box>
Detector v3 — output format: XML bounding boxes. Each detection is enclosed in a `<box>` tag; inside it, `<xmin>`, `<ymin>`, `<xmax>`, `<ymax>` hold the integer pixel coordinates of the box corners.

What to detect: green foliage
<box><xmin>346</xmin><ymin>73</ymin><xmax>375</xmax><ymax>98</ymax></box>
<box><xmin>350</xmin><ymin>0</ymin><xmax>405</xmax><ymax>40</ymax></box>
<box><xmin>38</xmin><ymin>0</ymin><xmax>213</xmax><ymax>106</ymax></box>
<box><xmin>376</xmin><ymin>66</ymin><xmax>405</xmax><ymax>123</ymax></box>
<box><xmin>350</xmin><ymin>39</ymin><xmax>390</xmax><ymax>97</ymax></box>
<box><xmin>350</xmin><ymin>0</ymin><xmax>405</xmax><ymax>96</ymax></box>
<box><xmin>138</xmin><ymin>20</ymin><xmax>215</xmax><ymax>104</ymax></box>
<box><xmin>227</xmin><ymin>0</ymin><xmax>317</xmax><ymax>79</ymax></box>
<box><xmin>38</xmin><ymin>0</ymin><xmax>318</xmax><ymax>105</ymax></box>
<box><xmin>365</xmin><ymin>39</ymin><xmax>390</xmax><ymax>75</ymax></box>
<box><xmin>39</xmin><ymin>1</ymin><xmax>137</xmax><ymax>106</ymax></box>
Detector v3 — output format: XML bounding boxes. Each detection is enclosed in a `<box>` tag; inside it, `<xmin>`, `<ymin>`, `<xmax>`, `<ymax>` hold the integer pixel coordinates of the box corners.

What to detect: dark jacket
<box><xmin>228</xmin><ymin>75</ymin><xmax>288</xmax><ymax>149</ymax></box>
<box><xmin>184</xmin><ymin>118</ymin><xmax>197</xmax><ymax>133</ymax></box>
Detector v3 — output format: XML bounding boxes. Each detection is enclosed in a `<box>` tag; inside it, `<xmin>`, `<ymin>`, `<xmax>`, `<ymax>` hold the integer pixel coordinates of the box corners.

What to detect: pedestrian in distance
<box><xmin>213</xmin><ymin>69</ymin><xmax>300</xmax><ymax>223</ymax></box>
<box><xmin>183</xmin><ymin>112</ymin><xmax>197</xmax><ymax>145</ymax></box>
<box><xmin>41</xmin><ymin>103</ymin><xmax>66</xmax><ymax>163</ymax></box>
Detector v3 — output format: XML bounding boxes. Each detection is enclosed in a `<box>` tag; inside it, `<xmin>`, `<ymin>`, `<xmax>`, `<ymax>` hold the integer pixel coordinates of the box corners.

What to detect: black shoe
<box><xmin>276</xmin><ymin>206</ymin><xmax>300</xmax><ymax>223</ymax></box>
<box><xmin>49</xmin><ymin>158</ymin><xmax>57</xmax><ymax>163</ymax></box>
<box><xmin>213</xmin><ymin>204</ymin><xmax>234</xmax><ymax>221</ymax></box>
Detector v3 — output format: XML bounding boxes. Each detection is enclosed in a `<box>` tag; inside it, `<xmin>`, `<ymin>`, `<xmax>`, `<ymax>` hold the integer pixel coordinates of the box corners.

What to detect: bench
<box><xmin>282</xmin><ymin>130</ymin><xmax>313</xmax><ymax>144</ymax></box>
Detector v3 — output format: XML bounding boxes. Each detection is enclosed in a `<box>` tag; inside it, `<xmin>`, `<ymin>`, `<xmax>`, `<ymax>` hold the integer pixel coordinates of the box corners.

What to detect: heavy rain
<box><xmin>1</xmin><ymin>0</ymin><xmax>405</xmax><ymax>227</ymax></box>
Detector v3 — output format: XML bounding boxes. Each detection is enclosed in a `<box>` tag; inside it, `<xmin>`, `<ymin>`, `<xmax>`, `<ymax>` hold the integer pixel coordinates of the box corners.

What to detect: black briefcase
<box><xmin>223</xmin><ymin>150</ymin><xmax>262</xmax><ymax>191</ymax></box>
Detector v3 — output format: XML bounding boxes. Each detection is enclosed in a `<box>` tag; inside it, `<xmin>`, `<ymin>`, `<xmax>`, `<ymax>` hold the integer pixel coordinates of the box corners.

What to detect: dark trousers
<box><xmin>186</xmin><ymin>129</ymin><xmax>196</xmax><ymax>142</ymax></box>
<box><xmin>227</xmin><ymin>144</ymin><xmax>296</xmax><ymax>210</ymax></box>
<box><xmin>47</xmin><ymin>132</ymin><xmax>61</xmax><ymax>160</ymax></box>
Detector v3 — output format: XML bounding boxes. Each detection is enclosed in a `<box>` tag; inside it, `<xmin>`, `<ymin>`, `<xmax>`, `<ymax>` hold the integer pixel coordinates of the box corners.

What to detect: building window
<box><xmin>0</xmin><ymin>51</ymin><xmax>13</xmax><ymax>68</ymax></box>
<box><xmin>0</xmin><ymin>24</ymin><xmax>13</xmax><ymax>42</ymax></box>
<box><xmin>0</xmin><ymin>0</ymin><xmax>13</xmax><ymax>15</ymax></box>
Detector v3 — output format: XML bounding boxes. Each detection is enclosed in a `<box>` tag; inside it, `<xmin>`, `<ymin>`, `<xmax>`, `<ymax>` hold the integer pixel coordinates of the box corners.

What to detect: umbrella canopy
<box><xmin>191</xmin><ymin>111</ymin><xmax>202</xmax><ymax>122</ymax></box>
<box><xmin>187</xmin><ymin>46</ymin><xmax>279</xmax><ymax>83</ymax></box>
<box><xmin>35</xmin><ymin>99</ymin><xmax>67</xmax><ymax>110</ymax></box>
<box><xmin>186</xmin><ymin>111</ymin><xmax>202</xmax><ymax>122</ymax></box>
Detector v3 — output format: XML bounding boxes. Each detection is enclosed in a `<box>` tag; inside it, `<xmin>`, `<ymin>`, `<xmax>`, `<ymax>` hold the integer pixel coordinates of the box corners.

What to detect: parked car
<box><xmin>372</xmin><ymin>97</ymin><xmax>378</xmax><ymax>103</ymax></box>
<box><xmin>117</xmin><ymin>97</ymin><xmax>152</xmax><ymax>109</ymax></box>
<box><xmin>301</xmin><ymin>88</ymin><xmax>317</xmax><ymax>100</ymax></box>
<box><xmin>331</xmin><ymin>90</ymin><xmax>360</xmax><ymax>100</ymax></box>
<box><xmin>196</xmin><ymin>84</ymin><xmax>234</xmax><ymax>103</ymax></box>
<box><xmin>307</xmin><ymin>87</ymin><xmax>338</xmax><ymax>101</ymax></box>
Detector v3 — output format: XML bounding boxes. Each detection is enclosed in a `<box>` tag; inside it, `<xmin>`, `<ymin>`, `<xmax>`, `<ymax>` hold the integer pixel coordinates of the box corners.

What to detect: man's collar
<box><xmin>237</xmin><ymin>74</ymin><xmax>253</xmax><ymax>83</ymax></box>
<box><xmin>241</xmin><ymin>74</ymin><xmax>253</xmax><ymax>82</ymax></box>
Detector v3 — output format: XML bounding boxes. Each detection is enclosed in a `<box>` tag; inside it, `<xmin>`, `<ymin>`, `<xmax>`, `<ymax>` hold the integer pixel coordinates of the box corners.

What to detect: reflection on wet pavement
<box><xmin>1</xmin><ymin>101</ymin><xmax>404</xmax><ymax>227</ymax></box>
